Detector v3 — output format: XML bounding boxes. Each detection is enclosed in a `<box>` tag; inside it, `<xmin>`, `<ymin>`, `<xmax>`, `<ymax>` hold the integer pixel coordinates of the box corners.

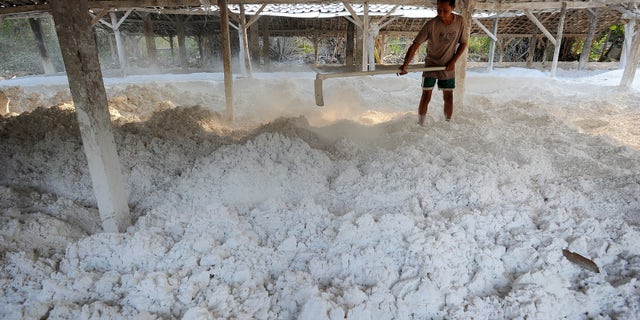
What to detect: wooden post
<box><xmin>621</xmin><ymin>19</ymin><xmax>637</xmax><ymax>69</ymax></box>
<box><xmin>488</xmin><ymin>18</ymin><xmax>498</xmax><ymax>71</ymax></box>
<box><xmin>169</xmin><ymin>35</ymin><xmax>175</xmax><ymax>65</ymax></box>
<box><xmin>579</xmin><ymin>9</ymin><xmax>599</xmax><ymax>70</ymax></box>
<box><xmin>202</xmin><ymin>32</ymin><xmax>216</xmax><ymax>68</ymax></box>
<box><xmin>29</xmin><ymin>18</ymin><xmax>55</xmax><ymax>74</ymax></box>
<box><xmin>527</xmin><ymin>29</ymin><xmax>538</xmax><ymax>67</ymax></box>
<box><xmin>346</xmin><ymin>20</ymin><xmax>355</xmax><ymax>68</ymax></box>
<box><xmin>249</xmin><ymin>21</ymin><xmax>260</xmax><ymax>67</ymax></box>
<box><xmin>313</xmin><ymin>34</ymin><xmax>319</xmax><ymax>65</ymax></box>
<box><xmin>197</xmin><ymin>34</ymin><xmax>204</xmax><ymax>66</ymax></box>
<box><xmin>110</xmin><ymin>12</ymin><xmax>127</xmax><ymax>77</ymax></box>
<box><xmin>143</xmin><ymin>13</ymin><xmax>158</xmax><ymax>67</ymax></box>
<box><xmin>368</xmin><ymin>22</ymin><xmax>378</xmax><ymax>71</ymax></box>
<box><xmin>551</xmin><ymin>2</ymin><xmax>567</xmax><ymax>77</ymax></box>
<box><xmin>238</xmin><ymin>4</ymin><xmax>253</xmax><ymax>77</ymax></box>
<box><xmin>454</xmin><ymin>0</ymin><xmax>475</xmax><ymax>110</ymax></box>
<box><xmin>620</xmin><ymin>20</ymin><xmax>640</xmax><ymax>88</ymax></box>
<box><xmin>176</xmin><ymin>15</ymin><xmax>188</xmax><ymax>69</ymax></box>
<box><xmin>473</xmin><ymin>17</ymin><xmax>499</xmax><ymax>70</ymax></box>
<box><xmin>362</xmin><ymin>2</ymin><xmax>369</xmax><ymax>71</ymax></box>
<box><xmin>219</xmin><ymin>0</ymin><xmax>234</xmax><ymax>121</ymax></box>
<box><xmin>262</xmin><ymin>17</ymin><xmax>270</xmax><ymax>69</ymax></box>
<box><xmin>50</xmin><ymin>0</ymin><xmax>130</xmax><ymax>233</ymax></box>
<box><xmin>355</xmin><ymin>28</ymin><xmax>363</xmax><ymax>69</ymax></box>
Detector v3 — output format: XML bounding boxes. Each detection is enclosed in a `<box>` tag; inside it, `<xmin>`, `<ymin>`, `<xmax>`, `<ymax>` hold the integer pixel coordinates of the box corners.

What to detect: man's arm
<box><xmin>398</xmin><ymin>42</ymin><xmax>422</xmax><ymax>75</ymax></box>
<box><xmin>446</xmin><ymin>42</ymin><xmax>467</xmax><ymax>71</ymax></box>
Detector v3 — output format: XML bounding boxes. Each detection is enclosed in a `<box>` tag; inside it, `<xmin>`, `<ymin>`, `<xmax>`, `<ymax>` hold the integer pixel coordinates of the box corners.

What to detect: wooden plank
<box><xmin>49</xmin><ymin>0</ymin><xmax>130</xmax><ymax>233</ymax></box>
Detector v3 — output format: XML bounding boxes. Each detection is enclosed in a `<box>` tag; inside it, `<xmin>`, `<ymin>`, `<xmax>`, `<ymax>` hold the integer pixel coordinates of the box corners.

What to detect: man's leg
<box><xmin>418</xmin><ymin>89</ymin><xmax>432</xmax><ymax>125</ymax></box>
<box><xmin>419</xmin><ymin>77</ymin><xmax>436</xmax><ymax>126</ymax></box>
<box><xmin>437</xmin><ymin>78</ymin><xmax>455</xmax><ymax>121</ymax></box>
<box><xmin>443</xmin><ymin>90</ymin><xmax>453</xmax><ymax>120</ymax></box>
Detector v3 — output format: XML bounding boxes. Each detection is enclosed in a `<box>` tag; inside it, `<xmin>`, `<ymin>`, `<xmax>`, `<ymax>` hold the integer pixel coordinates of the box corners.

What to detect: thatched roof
<box><xmin>2</xmin><ymin>1</ymin><xmax>639</xmax><ymax>40</ymax></box>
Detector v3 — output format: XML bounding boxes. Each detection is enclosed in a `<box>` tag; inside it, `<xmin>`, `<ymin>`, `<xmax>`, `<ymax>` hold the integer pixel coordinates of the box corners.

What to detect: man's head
<box><xmin>437</xmin><ymin>0</ymin><xmax>456</xmax><ymax>6</ymax></box>
<box><xmin>436</xmin><ymin>0</ymin><xmax>455</xmax><ymax>22</ymax></box>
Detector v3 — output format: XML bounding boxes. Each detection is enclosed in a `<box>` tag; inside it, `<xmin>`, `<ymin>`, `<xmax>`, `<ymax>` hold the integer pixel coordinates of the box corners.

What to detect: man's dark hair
<box><xmin>438</xmin><ymin>0</ymin><xmax>456</xmax><ymax>6</ymax></box>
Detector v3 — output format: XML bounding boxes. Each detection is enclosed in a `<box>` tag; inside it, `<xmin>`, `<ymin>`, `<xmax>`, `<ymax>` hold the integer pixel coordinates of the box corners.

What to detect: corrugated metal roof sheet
<box><xmin>228</xmin><ymin>4</ymin><xmax>436</xmax><ymax>18</ymax></box>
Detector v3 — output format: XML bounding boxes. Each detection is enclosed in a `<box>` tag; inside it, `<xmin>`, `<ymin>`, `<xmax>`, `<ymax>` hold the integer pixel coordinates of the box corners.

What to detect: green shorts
<box><xmin>422</xmin><ymin>77</ymin><xmax>455</xmax><ymax>91</ymax></box>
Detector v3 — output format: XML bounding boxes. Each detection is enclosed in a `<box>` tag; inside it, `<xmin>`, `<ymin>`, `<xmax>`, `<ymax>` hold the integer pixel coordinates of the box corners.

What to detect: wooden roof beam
<box><xmin>525</xmin><ymin>9</ymin><xmax>556</xmax><ymax>46</ymax></box>
<box><xmin>473</xmin><ymin>17</ymin><xmax>497</xmax><ymax>41</ymax></box>
<box><xmin>475</xmin><ymin>0</ymin><xmax>640</xmax><ymax>11</ymax></box>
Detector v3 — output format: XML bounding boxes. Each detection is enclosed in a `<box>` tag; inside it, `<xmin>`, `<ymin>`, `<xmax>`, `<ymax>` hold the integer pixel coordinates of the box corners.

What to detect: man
<box><xmin>398</xmin><ymin>0</ymin><xmax>468</xmax><ymax>126</ymax></box>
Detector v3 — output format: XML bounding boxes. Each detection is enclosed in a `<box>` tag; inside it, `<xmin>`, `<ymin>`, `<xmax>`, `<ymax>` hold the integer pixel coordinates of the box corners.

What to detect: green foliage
<box><xmin>573</xmin><ymin>24</ymin><xmax>625</xmax><ymax>62</ymax></box>
<box><xmin>467</xmin><ymin>36</ymin><xmax>491</xmax><ymax>61</ymax></box>
<box><xmin>0</xmin><ymin>18</ymin><xmax>63</xmax><ymax>76</ymax></box>
<box><xmin>300</xmin><ymin>39</ymin><xmax>314</xmax><ymax>54</ymax></box>
<box><xmin>387</xmin><ymin>38</ymin><xmax>409</xmax><ymax>56</ymax></box>
<box><xmin>468</xmin><ymin>37</ymin><xmax>490</xmax><ymax>54</ymax></box>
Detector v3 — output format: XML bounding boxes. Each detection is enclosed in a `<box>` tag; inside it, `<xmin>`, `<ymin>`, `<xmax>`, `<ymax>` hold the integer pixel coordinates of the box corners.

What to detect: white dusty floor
<box><xmin>1</xmin><ymin>67</ymin><xmax>639</xmax><ymax>319</ymax></box>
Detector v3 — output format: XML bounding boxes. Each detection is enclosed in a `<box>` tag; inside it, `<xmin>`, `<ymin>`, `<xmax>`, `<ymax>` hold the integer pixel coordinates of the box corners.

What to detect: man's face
<box><xmin>437</xmin><ymin>1</ymin><xmax>454</xmax><ymax>21</ymax></box>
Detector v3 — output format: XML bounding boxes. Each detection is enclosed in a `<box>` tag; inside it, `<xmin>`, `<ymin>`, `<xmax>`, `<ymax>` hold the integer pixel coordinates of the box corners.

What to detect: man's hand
<box><xmin>397</xmin><ymin>65</ymin><xmax>408</xmax><ymax>76</ymax></box>
<box><xmin>445</xmin><ymin>60</ymin><xmax>456</xmax><ymax>71</ymax></box>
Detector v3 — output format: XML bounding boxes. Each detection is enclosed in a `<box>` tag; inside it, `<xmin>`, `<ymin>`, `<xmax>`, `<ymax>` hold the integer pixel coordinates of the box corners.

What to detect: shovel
<box><xmin>314</xmin><ymin>66</ymin><xmax>446</xmax><ymax>106</ymax></box>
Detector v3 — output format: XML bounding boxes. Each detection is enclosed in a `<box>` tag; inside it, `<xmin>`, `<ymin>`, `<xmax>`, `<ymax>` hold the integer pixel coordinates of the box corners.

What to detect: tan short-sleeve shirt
<box><xmin>414</xmin><ymin>14</ymin><xmax>468</xmax><ymax>79</ymax></box>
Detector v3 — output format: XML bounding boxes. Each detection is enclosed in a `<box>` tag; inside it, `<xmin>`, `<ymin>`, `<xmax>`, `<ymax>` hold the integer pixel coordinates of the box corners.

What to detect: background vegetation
<box><xmin>0</xmin><ymin>16</ymin><xmax>626</xmax><ymax>77</ymax></box>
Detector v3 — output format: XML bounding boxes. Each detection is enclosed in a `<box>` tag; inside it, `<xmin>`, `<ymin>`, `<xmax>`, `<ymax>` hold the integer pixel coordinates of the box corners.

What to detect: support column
<box><xmin>474</xmin><ymin>17</ymin><xmax>498</xmax><ymax>71</ymax></box>
<box><xmin>526</xmin><ymin>29</ymin><xmax>538</xmax><ymax>67</ymax></box>
<box><xmin>621</xmin><ymin>19</ymin><xmax>637</xmax><ymax>69</ymax></box>
<box><xmin>551</xmin><ymin>2</ymin><xmax>567</xmax><ymax>77</ymax></box>
<box><xmin>488</xmin><ymin>18</ymin><xmax>498</xmax><ymax>71</ymax></box>
<box><xmin>109</xmin><ymin>12</ymin><xmax>128</xmax><ymax>77</ymax></box>
<box><xmin>454</xmin><ymin>0</ymin><xmax>475</xmax><ymax>109</ymax></box>
<box><xmin>238</xmin><ymin>4</ymin><xmax>253</xmax><ymax>77</ymax></box>
<box><xmin>579</xmin><ymin>9</ymin><xmax>599</xmax><ymax>70</ymax></box>
<box><xmin>368</xmin><ymin>22</ymin><xmax>379</xmax><ymax>71</ymax></box>
<box><xmin>346</xmin><ymin>20</ymin><xmax>355</xmax><ymax>68</ymax></box>
<box><xmin>262</xmin><ymin>17</ymin><xmax>270</xmax><ymax>69</ymax></box>
<box><xmin>176</xmin><ymin>15</ymin><xmax>188</xmax><ymax>69</ymax></box>
<box><xmin>362</xmin><ymin>2</ymin><xmax>370</xmax><ymax>71</ymax></box>
<box><xmin>29</xmin><ymin>17</ymin><xmax>55</xmax><ymax>74</ymax></box>
<box><xmin>169</xmin><ymin>35</ymin><xmax>175</xmax><ymax>65</ymax></box>
<box><xmin>355</xmin><ymin>28</ymin><xmax>363</xmax><ymax>68</ymax></box>
<box><xmin>249</xmin><ymin>21</ymin><xmax>260</xmax><ymax>67</ymax></box>
<box><xmin>219</xmin><ymin>0</ymin><xmax>234</xmax><ymax>121</ymax></box>
<box><xmin>313</xmin><ymin>34</ymin><xmax>319</xmax><ymax>65</ymax></box>
<box><xmin>50</xmin><ymin>0</ymin><xmax>130</xmax><ymax>233</ymax></box>
<box><xmin>620</xmin><ymin>20</ymin><xmax>640</xmax><ymax>88</ymax></box>
<box><xmin>143</xmin><ymin>13</ymin><xmax>158</xmax><ymax>67</ymax></box>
